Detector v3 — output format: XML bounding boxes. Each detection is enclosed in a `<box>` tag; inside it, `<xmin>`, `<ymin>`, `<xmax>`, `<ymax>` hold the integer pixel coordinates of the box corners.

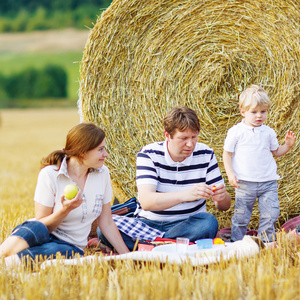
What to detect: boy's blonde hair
<box><xmin>239</xmin><ymin>85</ymin><xmax>271</xmax><ymax>111</ymax></box>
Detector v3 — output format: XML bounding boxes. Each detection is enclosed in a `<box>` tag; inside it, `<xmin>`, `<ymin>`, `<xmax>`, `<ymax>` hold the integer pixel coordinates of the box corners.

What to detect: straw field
<box><xmin>0</xmin><ymin>109</ymin><xmax>299</xmax><ymax>299</ymax></box>
<box><xmin>80</xmin><ymin>0</ymin><xmax>300</xmax><ymax>229</ymax></box>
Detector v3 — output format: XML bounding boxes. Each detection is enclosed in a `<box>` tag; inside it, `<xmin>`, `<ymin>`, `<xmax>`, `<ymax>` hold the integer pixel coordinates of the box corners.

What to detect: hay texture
<box><xmin>80</xmin><ymin>0</ymin><xmax>300</xmax><ymax>227</ymax></box>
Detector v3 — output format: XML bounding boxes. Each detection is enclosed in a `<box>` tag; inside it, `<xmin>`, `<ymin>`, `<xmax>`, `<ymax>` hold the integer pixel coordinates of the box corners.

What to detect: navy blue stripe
<box><xmin>178</xmin><ymin>162</ymin><xmax>209</xmax><ymax>171</ymax></box>
<box><xmin>153</xmin><ymin>162</ymin><xmax>210</xmax><ymax>172</ymax></box>
<box><xmin>150</xmin><ymin>201</ymin><xmax>206</xmax><ymax>215</ymax></box>
<box><xmin>137</xmin><ymin>152</ymin><xmax>151</xmax><ymax>159</ymax></box>
<box><xmin>207</xmin><ymin>162</ymin><xmax>219</xmax><ymax>173</ymax></box>
<box><xmin>210</xmin><ymin>152</ymin><xmax>214</xmax><ymax>160</ymax></box>
<box><xmin>143</xmin><ymin>149</ymin><xmax>165</xmax><ymax>156</ymax></box>
<box><xmin>136</xmin><ymin>166</ymin><xmax>157</xmax><ymax>173</ymax></box>
<box><xmin>153</xmin><ymin>162</ymin><xmax>176</xmax><ymax>171</ymax></box>
<box><xmin>136</xmin><ymin>175</ymin><xmax>157</xmax><ymax>181</ymax></box>
<box><xmin>158</xmin><ymin>177</ymin><xmax>206</xmax><ymax>185</ymax></box>
<box><xmin>193</xmin><ymin>149</ymin><xmax>214</xmax><ymax>156</ymax></box>
<box><xmin>206</xmin><ymin>175</ymin><xmax>223</xmax><ymax>186</ymax></box>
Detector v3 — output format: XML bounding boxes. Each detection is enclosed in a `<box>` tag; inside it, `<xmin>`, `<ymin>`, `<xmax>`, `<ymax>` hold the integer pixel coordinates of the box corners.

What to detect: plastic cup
<box><xmin>176</xmin><ymin>237</ymin><xmax>189</xmax><ymax>254</ymax></box>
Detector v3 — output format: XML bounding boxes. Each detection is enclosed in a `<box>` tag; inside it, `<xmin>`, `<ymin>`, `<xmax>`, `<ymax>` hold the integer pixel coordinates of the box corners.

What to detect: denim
<box><xmin>231</xmin><ymin>180</ymin><xmax>279</xmax><ymax>242</ymax></box>
<box><xmin>11</xmin><ymin>220</ymin><xmax>84</xmax><ymax>263</ymax></box>
<box><xmin>11</xmin><ymin>220</ymin><xmax>50</xmax><ymax>247</ymax></box>
<box><xmin>98</xmin><ymin>212</ymin><xmax>218</xmax><ymax>251</ymax></box>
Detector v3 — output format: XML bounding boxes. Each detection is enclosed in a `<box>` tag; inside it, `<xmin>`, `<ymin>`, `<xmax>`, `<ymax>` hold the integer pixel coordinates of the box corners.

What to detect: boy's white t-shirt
<box><xmin>34</xmin><ymin>158</ymin><xmax>113</xmax><ymax>249</ymax></box>
<box><xmin>223</xmin><ymin>120</ymin><xmax>280</xmax><ymax>182</ymax></box>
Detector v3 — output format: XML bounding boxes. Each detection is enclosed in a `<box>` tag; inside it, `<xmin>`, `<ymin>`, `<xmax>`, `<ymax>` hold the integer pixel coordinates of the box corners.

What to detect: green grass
<box><xmin>0</xmin><ymin>51</ymin><xmax>83</xmax><ymax>100</ymax></box>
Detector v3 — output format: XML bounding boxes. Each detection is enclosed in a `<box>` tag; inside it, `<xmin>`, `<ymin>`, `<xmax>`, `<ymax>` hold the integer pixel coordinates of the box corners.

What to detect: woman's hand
<box><xmin>35</xmin><ymin>191</ymin><xmax>83</xmax><ymax>233</ymax></box>
<box><xmin>61</xmin><ymin>190</ymin><xmax>83</xmax><ymax>212</ymax></box>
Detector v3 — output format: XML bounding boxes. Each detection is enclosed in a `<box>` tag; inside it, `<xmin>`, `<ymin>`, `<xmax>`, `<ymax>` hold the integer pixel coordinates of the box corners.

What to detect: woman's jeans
<box><xmin>10</xmin><ymin>220</ymin><xmax>84</xmax><ymax>263</ymax></box>
<box><xmin>231</xmin><ymin>180</ymin><xmax>279</xmax><ymax>242</ymax></box>
<box><xmin>98</xmin><ymin>212</ymin><xmax>218</xmax><ymax>251</ymax></box>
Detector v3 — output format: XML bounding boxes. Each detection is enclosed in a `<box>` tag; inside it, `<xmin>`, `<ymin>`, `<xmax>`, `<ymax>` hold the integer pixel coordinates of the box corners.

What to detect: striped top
<box><xmin>135</xmin><ymin>141</ymin><xmax>224</xmax><ymax>221</ymax></box>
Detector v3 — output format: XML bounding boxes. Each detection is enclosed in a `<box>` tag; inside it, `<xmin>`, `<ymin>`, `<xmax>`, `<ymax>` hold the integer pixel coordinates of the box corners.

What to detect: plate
<box><xmin>152</xmin><ymin>243</ymin><xmax>226</xmax><ymax>257</ymax></box>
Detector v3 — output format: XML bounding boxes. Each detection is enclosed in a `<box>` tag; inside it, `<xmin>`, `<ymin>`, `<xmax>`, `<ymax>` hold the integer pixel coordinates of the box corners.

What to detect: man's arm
<box><xmin>137</xmin><ymin>183</ymin><xmax>217</xmax><ymax>211</ymax></box>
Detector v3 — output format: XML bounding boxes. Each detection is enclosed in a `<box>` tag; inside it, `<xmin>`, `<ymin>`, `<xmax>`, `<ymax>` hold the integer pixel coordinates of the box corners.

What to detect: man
<box><xmin>98</xmin><ymin>106</ymin><xmax>231</xmax><ymax>251</ymax></box>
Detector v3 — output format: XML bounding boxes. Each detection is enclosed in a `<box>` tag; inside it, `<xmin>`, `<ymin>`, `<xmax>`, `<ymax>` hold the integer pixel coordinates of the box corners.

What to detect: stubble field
<box><xmin>0</xmin><ymin>108</ymin><xmax>80</xmax><ymax>239</ymax></box>
<box><xmin>0</xmin><ymin>109</ymin><xmax>299</xmax><ymax>299</ymax></box>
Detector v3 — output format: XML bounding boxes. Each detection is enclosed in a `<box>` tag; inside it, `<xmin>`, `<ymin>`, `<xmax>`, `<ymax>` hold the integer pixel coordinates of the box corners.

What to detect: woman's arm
<box><xmin>35</xmin><ymin>191</ymin><xmax>83</xmax><ymax>233</ymax></box>
<box><xmin>98</xmin><ymin>203</ymin><xmax>129</xmax><ymax>254</ymax></box>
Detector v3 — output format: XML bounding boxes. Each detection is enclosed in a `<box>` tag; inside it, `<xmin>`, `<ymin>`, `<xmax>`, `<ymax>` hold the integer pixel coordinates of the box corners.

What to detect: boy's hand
<box><xmin>285</xmin><ymin>130</ymin><xmax>296</xmax><ymax>148</ymax></box>
<box><xmin>228</xmin><ymin>173</ymin><xmax>240</xmax><ymax>188</ymax></box>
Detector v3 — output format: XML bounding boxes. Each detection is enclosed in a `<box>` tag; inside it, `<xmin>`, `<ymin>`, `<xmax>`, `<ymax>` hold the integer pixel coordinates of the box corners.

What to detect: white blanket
<box><xmin>40</xmin><ymin>236</ymin><xmax>260</xmax><ymax>268</ymax></box>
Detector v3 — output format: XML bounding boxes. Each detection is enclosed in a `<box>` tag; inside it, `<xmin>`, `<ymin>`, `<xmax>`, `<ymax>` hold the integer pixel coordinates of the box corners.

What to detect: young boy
<box><xmin>223</xmin><ymin>85</ymin><xmax>296</xmax><ymax>242</ymax></box>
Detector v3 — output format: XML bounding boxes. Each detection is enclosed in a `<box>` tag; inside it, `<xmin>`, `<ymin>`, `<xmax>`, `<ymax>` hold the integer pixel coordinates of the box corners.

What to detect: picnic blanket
<box><xmin>41</xmin><ymin>236</ymin><xmax>260</xmax><ymax>268</ymax></box>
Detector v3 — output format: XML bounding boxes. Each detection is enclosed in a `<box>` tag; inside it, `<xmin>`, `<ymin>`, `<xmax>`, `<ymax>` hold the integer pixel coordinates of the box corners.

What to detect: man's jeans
<box><xmin>98</xmin><ymin>212</ymin><xmax>218</xmax><ymax>251</ymax></box>
<box><xmin>231</xmin><ymin>180</ymin><xmax>279</xmax><ymax>242</ymax></box>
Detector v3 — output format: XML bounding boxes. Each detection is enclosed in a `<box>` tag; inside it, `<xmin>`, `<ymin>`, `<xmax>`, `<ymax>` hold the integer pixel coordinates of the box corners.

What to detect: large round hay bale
<box><xmin>79</xmin><ymin>0</ymin><xmax>300</xmax><ymax>227</ymax></box>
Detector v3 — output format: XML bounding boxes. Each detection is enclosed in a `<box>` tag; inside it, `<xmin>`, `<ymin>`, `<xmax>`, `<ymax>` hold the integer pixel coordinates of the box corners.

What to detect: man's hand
<box><xmin>185</xmin><ymin>183</ymin><xmax>215</xmax><ymax>202</ymax></box>
<box><xmin>211</xmin><ymin>184</ymin><xmax>231</xmax><ymax>211</ymax></box>
<box><xmin>212</xmin><ymin>184</ymin><xmax>227</xmax><ymax>202</ymax></box>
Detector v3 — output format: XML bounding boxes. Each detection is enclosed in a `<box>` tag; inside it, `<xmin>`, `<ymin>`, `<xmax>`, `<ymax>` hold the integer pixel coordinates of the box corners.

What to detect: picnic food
<box><xmin>64</xmin><ymin>184</ymin><xmax>79</xmax><ymax>200</ymax></box>
<box><xmin>212</xmin><ymin>185</ymin><xmax>216</xmax><ymax>192</ymax></box>
<box><xmin>213</xmin><ymin>238</ymin><xmax>225</xmax><ymax>245</ymax></box>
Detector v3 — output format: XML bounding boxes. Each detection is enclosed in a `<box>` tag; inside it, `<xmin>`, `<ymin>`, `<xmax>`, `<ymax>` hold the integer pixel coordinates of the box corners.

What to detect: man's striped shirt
<box><xmin>135</xmin><ymin>141</ymin><xmax>224</xmax><ymax>221</ymax></box>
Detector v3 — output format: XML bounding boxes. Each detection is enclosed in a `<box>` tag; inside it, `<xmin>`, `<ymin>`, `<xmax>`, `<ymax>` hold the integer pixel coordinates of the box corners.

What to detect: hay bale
<box><xmin>79</xmin><ymin>0</ymin><xmax>300</xmax><ymax>227</ymax></box>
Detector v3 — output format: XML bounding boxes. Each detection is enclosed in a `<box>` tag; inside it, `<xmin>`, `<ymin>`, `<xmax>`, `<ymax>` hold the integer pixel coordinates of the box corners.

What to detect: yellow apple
<box><xmin>64</xmin><ymin>184</ymin><xmax>79</xmax><ymax>200</ymax></box>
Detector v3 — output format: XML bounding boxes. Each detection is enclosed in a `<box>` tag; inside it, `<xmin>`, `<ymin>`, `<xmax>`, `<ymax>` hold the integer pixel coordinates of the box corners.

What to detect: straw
<box><xmin>79</xmin><ymin>0</ymin><xmax>300</xmax><ymax>228</ymax></box>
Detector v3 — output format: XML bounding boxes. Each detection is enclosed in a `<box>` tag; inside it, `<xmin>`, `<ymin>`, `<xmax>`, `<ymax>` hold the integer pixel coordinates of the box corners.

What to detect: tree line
<box><xmin>0</xmin><ymin>65</ymin><xmax>67</xmax><ymax>101</ymax></box>
<box><xmin>0</xmin><ymin>0</ymin><xmax>112</xmax><ymax>32</ymax></box>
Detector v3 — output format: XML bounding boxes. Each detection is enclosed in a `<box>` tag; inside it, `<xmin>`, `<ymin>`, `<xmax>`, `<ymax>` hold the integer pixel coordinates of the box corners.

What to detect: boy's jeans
<box><xmin>231</xmin><ymin>180</ymin><xmax>279</xmax><ymax>242</ymax></box>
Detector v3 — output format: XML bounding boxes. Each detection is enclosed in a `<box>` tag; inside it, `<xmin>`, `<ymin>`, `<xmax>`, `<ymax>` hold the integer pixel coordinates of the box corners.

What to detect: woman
<box><xmin>0</xmin><ymin>122</ymin><xmax>129</xmax><ymax>267</ymax></box>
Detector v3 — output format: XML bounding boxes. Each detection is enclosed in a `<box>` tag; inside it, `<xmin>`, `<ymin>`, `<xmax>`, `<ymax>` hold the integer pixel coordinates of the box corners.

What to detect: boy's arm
<box><xmin>222</xmin><ymin>150</ymin><xmax>240</xmax><ymax>188</ymax></box>
<box><xmin>271</xmin><ymin>130</ymin><xmax>296</xmax><ymax>157</ymax></box>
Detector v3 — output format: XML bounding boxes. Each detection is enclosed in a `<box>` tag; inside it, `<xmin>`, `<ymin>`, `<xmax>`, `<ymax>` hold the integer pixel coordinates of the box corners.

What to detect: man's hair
<box><xmin>239</xmin><ymin>85</ymin><xmax>271</xmax><ymax>111</ymax></box>
<box><xmin>163</xmin><ymin>106</ymin><xmax>200</xmax><ymax>137</ymax></box>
